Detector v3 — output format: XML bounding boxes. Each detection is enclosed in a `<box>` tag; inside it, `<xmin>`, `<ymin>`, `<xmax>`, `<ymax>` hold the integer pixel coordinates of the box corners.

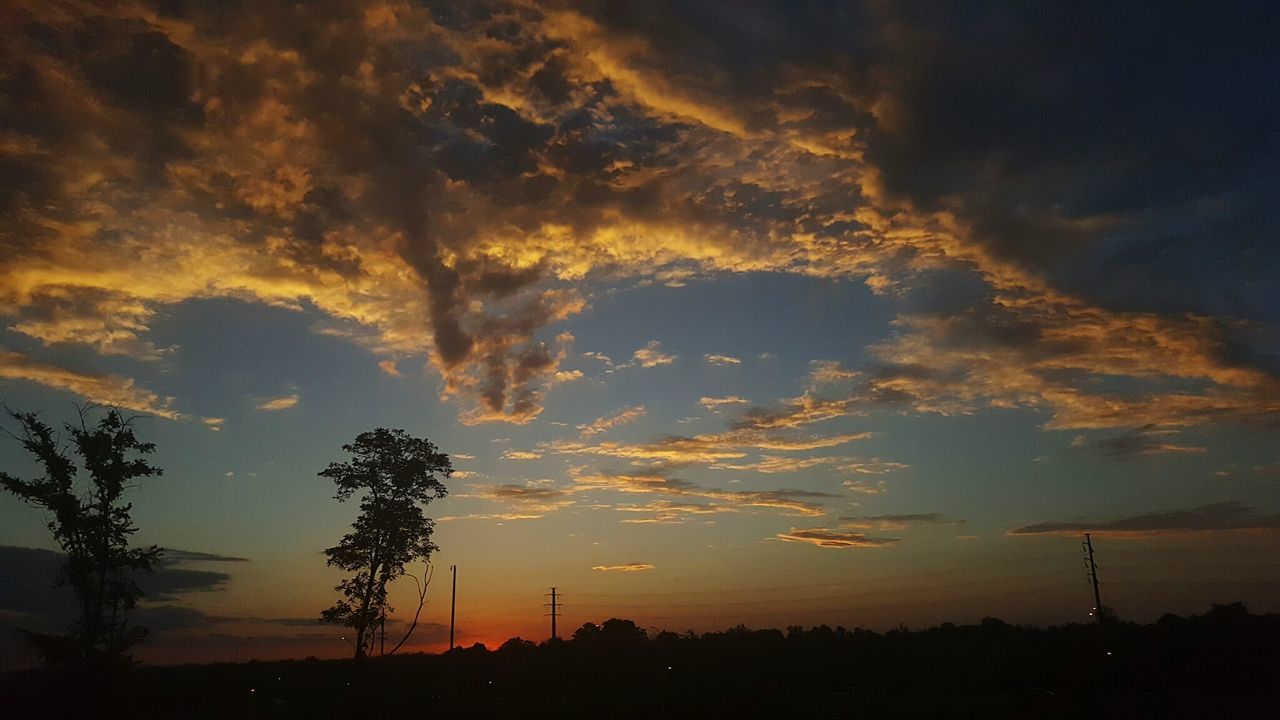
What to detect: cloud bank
<box><xmin>1</xmin><ymin>0</ymin><xmax>1274</xmax><ymax>431</ymax></box>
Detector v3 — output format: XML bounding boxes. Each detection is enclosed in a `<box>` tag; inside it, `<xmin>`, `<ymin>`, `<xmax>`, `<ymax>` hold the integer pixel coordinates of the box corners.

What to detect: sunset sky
<box><xmin>2</xmin><ymin>1</ymin><xmax>1278</xmax><ymax>664</ymax></box>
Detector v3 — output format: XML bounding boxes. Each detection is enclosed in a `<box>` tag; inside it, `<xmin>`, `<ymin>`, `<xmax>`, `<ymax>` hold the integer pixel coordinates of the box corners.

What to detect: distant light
<box><xmin>1106</xmin><ymin>651</ymin><xmax>1112</xmax><ymax>656</ymax></box>
<box><xmin>667</xmin><ymin>666</ymin><xmax>673</xmax><ymax>670</ymax></box>
<box><xmin>250</xmin><ymin>688</ymin><xmax>255</xmax><ymax>693</ymax></box>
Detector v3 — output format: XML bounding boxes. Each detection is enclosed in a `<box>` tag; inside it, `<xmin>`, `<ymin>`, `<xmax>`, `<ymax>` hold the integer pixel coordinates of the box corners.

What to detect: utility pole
<box><xmin>1083</xmin><ymin>533</ymin><xmax>1104</xmax><ymax>622</ymax></box>
<box><xmin>449</xmin><ymin>564</ymin><xmax>457</xmax><ymax>650</ymax></box>
<box><xmin>546</xmin><ymin>587</ymin><xmax>561</xmax><ymax>640</ymax></box>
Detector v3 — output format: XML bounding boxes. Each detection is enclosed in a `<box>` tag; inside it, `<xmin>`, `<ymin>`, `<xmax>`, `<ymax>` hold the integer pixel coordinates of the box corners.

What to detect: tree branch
<box><xmin>387</xmin><ymin>561</ymin><xmax>433</xmax><ymax>656</ymax></box>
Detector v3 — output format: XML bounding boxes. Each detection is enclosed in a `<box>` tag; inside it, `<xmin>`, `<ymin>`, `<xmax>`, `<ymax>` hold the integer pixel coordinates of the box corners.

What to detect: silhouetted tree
<box><xmin>0</xmin><ymin>407</ymin><xmax>163</xmax><ymax>666</ymax></box>
<box><xmin>318</xmin><ymin>428</ymin><xmax>450</xmax><ymax>659</ymax></box>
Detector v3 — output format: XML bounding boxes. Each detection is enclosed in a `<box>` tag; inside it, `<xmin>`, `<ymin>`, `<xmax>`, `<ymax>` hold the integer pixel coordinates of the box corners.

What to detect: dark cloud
<box><xmin>1089</xmin><ymin>427</ymin><xmax>1208</xmax><ymax>461</ymax></box>
<box><xmin>161</xmin><ymin>549</ymin><xmax>250</xmax><ymax>563</ymax></box>
<box><xmin>865</xmin><ymin>3</ymin><xmax>1280</xmax><ymax>321</ymax></box>
<box><xmin>1009</xmin><ymin>502</ymin><xmax>1280</xmax><ymax>538</ymax></box>
<box><xmin>0</xmin><ymin>545</ymin><xmax>237</xmax><ymax>616</ymax></box>
<box><xmin>0</xmin><ymin>543</ymin><xmax>242</xmax><ymax>666</ymax></box>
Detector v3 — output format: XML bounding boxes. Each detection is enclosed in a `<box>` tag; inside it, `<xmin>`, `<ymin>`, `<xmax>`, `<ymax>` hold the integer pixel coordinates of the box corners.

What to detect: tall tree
<box><xmin>319</xmin><ymin>428</ymin><xmax>450</xmax><ymax>659</ymax></box>
<box><xmin>0</xmin><ymin>408</ymin><xmax>163</xmax><ymax>666</ymax></box>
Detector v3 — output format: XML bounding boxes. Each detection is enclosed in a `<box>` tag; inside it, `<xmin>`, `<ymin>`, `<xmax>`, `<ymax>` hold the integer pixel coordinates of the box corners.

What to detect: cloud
<box><xmin>448</xmin><ymin>481</ymin><xmax>575</xmax><ymax>520</ymax></box>
<box><xmin>1008</xmin><ymin>502</ymin><xmax>1280</xmax><ymax>538</ymax></box>
<box><xmin>629</xmin><ymin>341</ymin><xmax>677</xmax><ymax>368</ymax></box>
<box><xmin>255</xmin><ymin>393</ymin><xmax>299</xmax><ymax>411</ymax></box>
<box><xmin>859</xmin><ymin>302</ymin><xmax>1280</xmax><ymax>432</ymax></box>
<box><xmin>704</xmin><ymin>354</ymin><xmax>741</xmax><ymax>366</ymax></box>
<box><xmin>840</xmin><ymin>513</ymin><xmax>964</xmax><ymax>531</ymax></box>
<box><xmin>700</xmin><ymin>396</ymin><xmax>749</xmax><ymax>409</ymax></box>
<box><xmin>0</xmin><ymin>349</ymin><xmax>200</xmax><ymax>422</ymax></box>
<box><xmin>501</xmin><ymin>449</ymin><xmax>544</xmax><ymax>460</ymax></box>
<box><xmin>808</xmin><ymin>360</ymin><xmax>860</xmax><ymax>386</ymax></box>
<box><xmin>544</xmin><ymin>428</ymin><xmax>873</xmax><ymax>464</ymax></box>
<box><xmin>844</xmin><ymin>478</ymin><xmax>889</xmax><ymax>495</ymax></box>
<box><xmin>592</xmin><ymin>563</ymin><xmax>655</xmax><ymax>572</ymax></box>
<box><xmin>775</xmin><ymin>528</ymin><xmax>900</xmax><ymax>549</ymax></box>
<box><xmin>0</xmin><ymin>0</ymin><xmax>1274</xmax><ymax>434</ymax></box>
<box><xmin>569</xmin><ymin>466</ymin><xmax>836</xmax><ymax>522</ymax></box>
<box><xmin>1085</xmin><ymin>427</ymin><xmax>1209</xmax><ymax>460</ymax></box>
<box><xmin>578</xmin><ymin>405</ymin><xmax>647</xmax><ymax>438</ymax></box>
<box><xmin>160</xmin><ymin>549</ymin><xmax>250</xmax><ymax>563</ymax></box>
<box><xmin>711</xmin><ymin>455</ymin><xmax>907</xmax><ymax>478</ymax></box>
<box><xmin>615</xmin><ymin>499</ymin><xmax>730</xmax><ymax>524</ymax></box>
<box><xmin>552</xmin><ymin>369</ymin><xmax>585</xmax><ymax>385</ymax></box>
<box><xmin>731</xmin><ymin>394</ymin><xmax>858</xmax><ymax>431</ymax></box>
<box><xmin>378</xmin><ymin>360</ymin><xmax>401</xmax><ymax>377</ymax></box>
<box><xmin>840</xmin><ymin>460</ymin><xmax>910</xmax><ymax>475</ymax></box>
<box><xmin>0</xmin><ymin>545</ymin><xmax>240</xmax><ymax>616</ymax></box>
<box><xmin>711</xmin><ymin>455</ymin><xmax>850</xmax><ymax>473</ymax></box>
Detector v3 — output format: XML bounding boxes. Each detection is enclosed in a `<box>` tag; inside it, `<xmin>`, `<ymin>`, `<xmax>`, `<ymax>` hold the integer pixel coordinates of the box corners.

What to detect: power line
<box><xmin>449</xmin><ymin>564</ymin><xmax>457</xmax><ymax>650</ymax></box>
<box><xmin>1083</xmin><ymin>533</ymin><xmax>1104</xmax><ymax>623</ymax></box>
<box><xmin>545</xmin><ymin>587</ymin><xmax>561</xmax><ymax>640</ymax></box>
<box><xmin>570</xmin><ymin>556</ymin><xmax>1086</xmax><ymax>599</ymax></box>
<box><xmin>568</xmin><ymin>569</ymin><xmax>1080</xmax><ymax>609</ymax></box>
<box><xmin>553</xmin><ymin>581</ymin><xmax>1090</xmax><ymax>622</ymax></box>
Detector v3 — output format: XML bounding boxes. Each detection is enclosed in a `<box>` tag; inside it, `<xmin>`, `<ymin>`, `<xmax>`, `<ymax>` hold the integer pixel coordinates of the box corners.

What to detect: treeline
<box><xmin>6</xmin><ymin>604</ymin><xmax>1279</xmax><ymax>718</ymax></box>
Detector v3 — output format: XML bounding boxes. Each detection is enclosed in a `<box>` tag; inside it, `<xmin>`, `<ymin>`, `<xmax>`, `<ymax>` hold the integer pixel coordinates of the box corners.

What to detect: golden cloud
<box><xmin>629</xmin><ymin>341</ymin><xmax>678</xmax><ymax>369</ymax></box>
<box><xmin>591</xmin><ymin>563</ymin><xmax>655</xmax><ymax>572</ymax></box>
<box><xmin>256</xmin><ymin>394</ymin><xmax>299</xmax><ymax>412</ymax></box>
<box><xmin>577</xmin><ymin>405</ymin><xmax>647</xmax><ymax>438</ymax></box>
<box><xmin>569</xmin><ymin>466</ymin><xmax>835</xmax><ymax>521</ymax></box>
<box><xmin>0</xmin><ymin>0</ymin><xmax>1273</xmax><ymax>436</ymax></box>
<box><xmin>0</xmin><ymin>349</ymin><xmax>199</xmax><ymax>422</ymax></box>
<box><xmin>775</xmin><ymin>528</ymin><xmax>899</xmax><ymax>549</ymax></box>
<box><xmin>699</xmin><ymin>396</ymin><xmax>750</xmax><ymax>408</ymax></box>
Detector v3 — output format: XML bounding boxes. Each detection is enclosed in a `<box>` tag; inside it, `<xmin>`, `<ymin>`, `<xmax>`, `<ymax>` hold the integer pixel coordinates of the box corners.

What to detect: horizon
<box><xmin>2</xmin><ymin>0</ymin><xmax>1278</xmax><ymax>667</ymax></box>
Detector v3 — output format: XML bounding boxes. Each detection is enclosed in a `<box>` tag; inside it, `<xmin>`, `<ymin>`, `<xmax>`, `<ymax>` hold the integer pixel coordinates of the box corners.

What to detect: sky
<box><xmin>1</xmin><ymin>0</ymin><xmax>1279</xmax><ymax>665</ymax></box>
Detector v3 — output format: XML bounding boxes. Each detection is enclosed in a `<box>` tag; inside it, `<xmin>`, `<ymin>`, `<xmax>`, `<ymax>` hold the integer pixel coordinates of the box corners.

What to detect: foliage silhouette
<box><xmin>318</xmin><ymin>428</ymin><xmax>450</xmax><ymax>659</ymax></box>
<box><xmin>0</xmin><ymin>407</ymin><xmax>162</xmax><ymax>667</ymax></box>
<box><xmin>7</xmin><ymin>604</ymin><xmax>1280</xmax><ymax>719</ymax></box>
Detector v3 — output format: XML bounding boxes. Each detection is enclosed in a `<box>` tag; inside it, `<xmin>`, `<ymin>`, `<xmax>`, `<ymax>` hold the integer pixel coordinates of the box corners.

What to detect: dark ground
<box><xmin>4</xmin><ymin>603</ymin><xmax>1278</xmax><ymax>719</ymax></box>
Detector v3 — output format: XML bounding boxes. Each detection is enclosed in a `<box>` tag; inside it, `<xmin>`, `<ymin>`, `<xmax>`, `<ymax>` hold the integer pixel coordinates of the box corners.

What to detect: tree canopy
<box><xmin>0</xmin><ymin>407</ymin><xmax>163</xmax><ymax>666</ymax></box>
<box><xmin>318</xmin><ymin>428</ymin><xmax>450</xmax><ymax>659</ymax></box>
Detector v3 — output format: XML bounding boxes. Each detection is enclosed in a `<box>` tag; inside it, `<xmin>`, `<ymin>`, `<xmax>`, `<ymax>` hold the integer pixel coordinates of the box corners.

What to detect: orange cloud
<box><xmin>1</xmin><ymin>0</ymin><xmax>1274</xmax><ymax>437</ymax></box>
<box><xmin>775</xmin><ymin>528</ymin><xmax>899</xmax><ymax>549</ymax></box>
<box><xmin>577</xmin><ymin>405</ymin><xmax>647</xmax><ymax>438</ymax></box>
<box><xmin>569</xmin><ymin>466</ymin><xmax>835</xmax><ymax>521</ymax></box>
<box><xmin>0</xmin><ymin>349</ymin><xmax>207</xmax><ymax>423</ymax></box>
<box><xmin>699</xmin><ymin>396</ymin><xmax>749</xmax><ymax>409</ymax></box>
<box><xmin>446</xmin><ymin>481</ymin><xmax>575</xmax><ymax>521</ymax></box>
<box><xmin>629</xmin><ymin>341</ymin><xmax>677</xmax><ymax>369</ymax></box>
<box><xmin>256</xmin><ymin>394</ymin><xmax>299</xmax><ymax>411</ymax></box>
